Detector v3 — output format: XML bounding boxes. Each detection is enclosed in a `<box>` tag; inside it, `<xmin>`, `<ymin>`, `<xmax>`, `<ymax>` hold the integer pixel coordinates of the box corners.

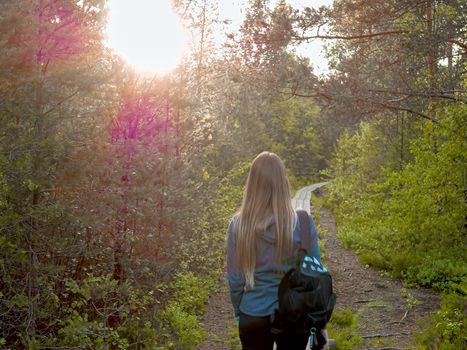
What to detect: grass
<box><xmin>224</xmin><ymin>319</ymin><xmax>241</xmax><ymax>350</ymax></box>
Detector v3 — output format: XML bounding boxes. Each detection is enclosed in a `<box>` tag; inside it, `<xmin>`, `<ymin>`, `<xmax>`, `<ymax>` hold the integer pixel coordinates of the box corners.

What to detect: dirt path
<box><xmin>195</xmin><ymin>274</ymin><xmax>237</xmax><ymax>350</ymax></box>
<box><xmin>318</xmin><ymin>202</ymin><xmax>440</xmax><ymax>349</ymax></box>
<box><xmin>196</xmin><ymin>191</ymin><xmax>440</xmax><ymax>350</ymax></box>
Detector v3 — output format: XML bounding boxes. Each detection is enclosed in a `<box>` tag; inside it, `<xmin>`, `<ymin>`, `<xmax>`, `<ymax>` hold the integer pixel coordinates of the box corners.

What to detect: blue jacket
<box><xmin>227</xmin><ymin>211</ymin><xmax>321</xmax><ymax>317</ymax></box>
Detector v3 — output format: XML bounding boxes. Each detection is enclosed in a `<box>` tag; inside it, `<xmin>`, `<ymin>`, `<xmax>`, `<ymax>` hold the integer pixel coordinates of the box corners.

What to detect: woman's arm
<box><xmin>226</xmin><ymin>219</ymin><xmax>245</xmax><ymax>317</ymax></box>
<box><xmin>308</xmin><ymin>213</ymin><xmax>321</xmax><ymax>260</ymax></box>
<box><xmin>309</xmin><ymin>213</ymin><xmax>330</xmax><ymax>348</ymax></box>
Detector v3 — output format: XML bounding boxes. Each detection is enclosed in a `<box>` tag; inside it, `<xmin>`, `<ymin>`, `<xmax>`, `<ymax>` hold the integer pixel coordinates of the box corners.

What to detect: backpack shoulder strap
<box><xmin>296</xmin><ymin>209</ymin><xmax>312</xmax><ymax>252</ymax></box>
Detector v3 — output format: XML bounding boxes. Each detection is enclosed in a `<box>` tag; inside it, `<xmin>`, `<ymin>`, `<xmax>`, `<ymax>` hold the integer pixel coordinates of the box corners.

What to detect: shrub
<box><xmin>413</xmin><ymin>294</ymin><xmax>466</xmax><ymax>349</ymax></box>
<box><xmin>171</xmin><ymin>272</ymin><xmax>211</xmax><ymax>316</ymax></box>
<box><xmin>326</xmin><ymin>105</ymin><xmax>467</xmax><ymax>292</ymax></box>
<box><xmin>158</xmin><ymin>272</ymin><xmax>212</xmax><ymax>349</ymax></box>
<box><xmin>327</xmin><ymin>309</ymin><xmax>362</xmax><ymax>350</ymax></box>
<box><xmin>159</xmin><ymin>302</ymin><xmax>206</xmax><ymax>350</ymax></box>
<box><xmin>405</xmin><ymin>257</ymin><xmax>467</xmax><ymax>294</ymax></box>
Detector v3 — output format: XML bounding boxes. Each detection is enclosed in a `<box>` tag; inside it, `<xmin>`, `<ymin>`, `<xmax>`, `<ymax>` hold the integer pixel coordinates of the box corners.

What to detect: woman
<box><xmin>227</xmin><ymin>152</ymin><xmax>328</xmax><ymax>350</ymax></box>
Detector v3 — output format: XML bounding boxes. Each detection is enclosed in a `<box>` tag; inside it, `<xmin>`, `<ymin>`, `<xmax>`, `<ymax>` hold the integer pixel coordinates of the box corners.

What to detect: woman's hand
<box><xmin>321</xmin><ymin>329</ymin><xmax>329</xmax><ymax>349</ymax></box>
<box><xmin>312</xmin><ymin>328</ymin><xmax>329</xmax><ymax>349</ymax></box>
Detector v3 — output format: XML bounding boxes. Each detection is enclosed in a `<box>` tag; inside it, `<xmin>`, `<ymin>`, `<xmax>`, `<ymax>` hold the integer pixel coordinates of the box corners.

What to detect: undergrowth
<box><xmin>412</xmin><ymin>293</ymin><xmax>466</xmax><ymax>350</ymax></box>
<box><xmin>225</xmin><ymin>319</ymin><xmax>242</xmax><ymax>350</ymax></box>
<box><xmin>325</xmin><ymin>106</ymin><xmax>467</xmax><ymax>294</ymax></box>
<box><xmin>327</xmin><ymin>308</ymin><xmax>362</xmax><ymax>349</ymax></box>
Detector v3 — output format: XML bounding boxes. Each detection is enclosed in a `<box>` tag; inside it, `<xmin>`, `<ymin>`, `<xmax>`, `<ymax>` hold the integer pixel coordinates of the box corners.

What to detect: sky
<box><xmin>106</xmin><ymin>0</ymin><xmax>189</xmax><ymax>73</ymax></box>
<box><xmin>217</xmin><ymin>0</ymin><xmax>334</xmax><ymax>75</ymax></box>
<box><xmin>106</xmin><ymin>0</ymin><xmax>333</xmax><ymax>75</ymax></box>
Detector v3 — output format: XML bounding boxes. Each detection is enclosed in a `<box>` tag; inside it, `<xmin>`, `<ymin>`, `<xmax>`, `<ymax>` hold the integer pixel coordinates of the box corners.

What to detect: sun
<box><xmin>106</xmin><ymin>0</ymin><xmax>189</xmax><ymax>74</ymax></box>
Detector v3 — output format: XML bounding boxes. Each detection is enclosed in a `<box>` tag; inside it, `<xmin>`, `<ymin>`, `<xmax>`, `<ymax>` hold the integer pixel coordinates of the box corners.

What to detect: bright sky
<box><xmin>106</xmin><ymin>0</ymin><xmax>189</xmax><ymax>74</ymax></box>
<box><xmin>106</xmin><ymin>0</ymin><xmax>333</xmax><ymax>75</ymax></box>
<box><xmin>218</xmin><ymin>0</ymin><xmax>334</xmax><ymax>75</ymax></box>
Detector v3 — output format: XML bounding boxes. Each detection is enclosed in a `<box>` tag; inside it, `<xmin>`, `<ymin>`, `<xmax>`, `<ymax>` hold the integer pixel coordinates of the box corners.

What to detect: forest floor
<box><xmin>196</xmin><ymin>192</ymin><xmax>440</xmax><ymax>350</ymax></box>
<box><xmin>317</xmin><ymin>201</ymin><xmax>440</xmax><ymax>349</ymax></box>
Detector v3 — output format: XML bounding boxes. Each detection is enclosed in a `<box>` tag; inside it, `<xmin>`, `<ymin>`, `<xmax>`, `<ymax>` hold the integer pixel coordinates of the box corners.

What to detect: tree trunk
<box><xmin>426</xmin><ymin>1</ymin><xmax>436</xmax><ymax>89</ymax></box>
<box><xmin>151</xmin><ymin>269</ymin><xmax>159</xmax><ymax>329</ymax></box>
<box><xmin>26</xmin><ymin>64</ymin><xmax>46</xmax><ymax>339</ymax></box>
<box><xmin>196</xmin><ymin>0</ymin><xmax>207</xmax><ymax>98</ymax></box>
<box><xmin>400</xmin><ymin>113</ymin><xmax>404</xmax><ymax>170</ymax></box>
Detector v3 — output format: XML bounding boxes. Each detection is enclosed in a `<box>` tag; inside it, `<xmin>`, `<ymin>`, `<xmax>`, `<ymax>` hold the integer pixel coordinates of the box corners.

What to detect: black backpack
<box><xmin>271</xmin><ymin>210</ymin><xmax>336</xmax><ymax>349</ymax></box>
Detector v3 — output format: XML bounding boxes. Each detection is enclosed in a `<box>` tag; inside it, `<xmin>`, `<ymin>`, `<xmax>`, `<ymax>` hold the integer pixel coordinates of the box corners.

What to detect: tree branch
<box><xmin>363</xmin><ymin>332</ymin><xmax>410</xmax><ymax>338</ymax></box>
<box><xmin>448</xmin><ymin>39</ymin><xmax>467</xmax><ymax>51</ymax></box>
<box><xmin>369</xmin><ymin>89</ymin><xmax>466</xmax><ymax>102</ymax></box>
<box><xmin>294</xmin><ymin>30</ymin><xmax>408</xmax><ymax>41</ymax></box>
<box><xmin>374</xmin><ymin>102</ymin><xmax>438</xmax><ymax>123</ymax></box>
<box><xmin>286</xmin><ymin>89</ymin><xmax>439</xmax><ymax>123</ymax></box>
<box><xmin>281</xmin><ymin>91</ymin><xmax>333</xmax><ymax>100</ymax></box>
<box><xmin>41</xmin><ymin>89</ymin><xmax>80</xmax><ymax>117</ymax></box>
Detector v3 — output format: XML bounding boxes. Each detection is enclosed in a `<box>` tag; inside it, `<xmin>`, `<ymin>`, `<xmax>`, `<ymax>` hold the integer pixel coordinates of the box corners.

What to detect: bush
<box><xmin>171</xmin><ymin>272</ymin><xmax>211</xmax><ymax>316</ymax></box>
<box><xmin>405</xmin><ymin>257</ymin><xmax>467</xmax><ymax>294</ymax></box>
<box><xmin>225</xmin><ymin>319</ymin><xmax>242</xmax><ymax>350</ymax></box>
<box><xmin>327</xmin><ymin>309</ymin><xmax>362</xmax><ymax>349</ymax></box>
<box><xmin>413</xmin><ymin>294</ymin><xmax>466</xmax><ymax>349</ymax></box>
<box><xmin>326</xmin><ymin>105</ymin><xmax>467</xmax><ymax>292</ymax></box>
<box><xmin>159</xmin><ymin>302</ymin><xmax>206</xmax><ymax>350</ymax></box>
<box><xmin>158</xmin><ymin>272</ymin><xmax>212</xmax><ymax>349</ymax></box>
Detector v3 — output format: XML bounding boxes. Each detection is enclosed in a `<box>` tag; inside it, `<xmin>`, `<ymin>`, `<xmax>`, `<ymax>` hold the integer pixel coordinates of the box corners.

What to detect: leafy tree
<box><xmin>0</xmin><ymin>0</ymin><xmax>107</xmax><ymax>346</ymax></box>
<box><xmin>327</xmin><ymin>104</ymin><xmax>466</xmax><ymax>293</ymax></box>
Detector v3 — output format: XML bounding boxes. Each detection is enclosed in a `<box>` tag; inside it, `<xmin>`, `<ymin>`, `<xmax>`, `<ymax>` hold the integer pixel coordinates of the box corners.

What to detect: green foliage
<box><xmin>327</xmin><ymin>309</ymin><xmax>362</xmax><ymax>349</ymax></box>
<box><xmin>413</xmin><ymin>294</ymin><xmax>466</xmax><ymax>350</ymax></box>
<box><xmin>176</xmin><ymin>160</ymin><xmax>248</xmax><ymax>291</ymax></box>
<box><xmin>264</xmin><ymin>98</ymin><xmax>323</xmax><ymax>185</ymax></box>
<box><xmin>401</xmin><ymin>287</ymin><xmax>421</xmax><ymax>311</ymax></box>
<box><xmin>47</xmin><ymin>274</ymin><xmax>155</xmax><ymax>349</ymax></box>
<box><xmin>159</xmin><ymin>303</ymin><xmax>206</xmax><ymax>350</ymax></box>
<box><xmin>405</xmin><ymin>257</ymin><xmax>467</xmax><ymax>294</ymax></box>
<box><xmin>171</xmin><ymin>272</ymin><xmax>212</xmax><ymax>316</ymax></box>
<box><xmin>216</xmin><ymin>161</ymin><xmax>250</xmax><ymax>222</ymax></box>
<box><xmin>3</xmin><ymin>0</ymin><xmax>463</xmax><ymax>348</ymax></box>
<box><xmin>327</xmin><ymin>104</ymin><xmax>467</xmax><ymax>292</ymax></box>
<box><xmin>225</xmin><ymin>319</ymin><xmax>242</xmax><ymax>350</ymax></box>
<box><xmin>159</xmin><ymin>272</ymin><xmax>210</xmax><ymax>349</ymax></box>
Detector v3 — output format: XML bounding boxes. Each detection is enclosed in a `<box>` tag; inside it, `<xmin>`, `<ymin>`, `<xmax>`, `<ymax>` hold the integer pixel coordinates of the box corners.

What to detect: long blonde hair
<box><xmin>233</xmin><ymin>152</ymin><xmax>296</xmax><ymax>289</ymax></box>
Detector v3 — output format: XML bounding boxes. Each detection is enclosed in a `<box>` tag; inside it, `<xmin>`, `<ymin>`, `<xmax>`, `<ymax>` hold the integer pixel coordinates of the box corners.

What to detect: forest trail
<box><xmin>196</xmin><ymin>184</ymin><xmax>440</xmax><ymax>350</ymax></box>
<box><xmin>318</xmin><ymin>197</ymin><xmax>440</xmax><ymax>349</ymax></box>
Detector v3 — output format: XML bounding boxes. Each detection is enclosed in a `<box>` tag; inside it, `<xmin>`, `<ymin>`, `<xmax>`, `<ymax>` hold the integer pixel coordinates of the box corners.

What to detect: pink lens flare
<box><xmin>111</xmin><ymin>93</ymin><xmax>172</xmax><ymax>173</ymax></box>
<box><xmin>111</xmin><ymin>94</ymin><xmax>171</xmax><ymax>142</ymax></box>
<box><xmin>34</xmin><ymin>0</ymin><xmax>96</xmax><ymax>64</ymax></box>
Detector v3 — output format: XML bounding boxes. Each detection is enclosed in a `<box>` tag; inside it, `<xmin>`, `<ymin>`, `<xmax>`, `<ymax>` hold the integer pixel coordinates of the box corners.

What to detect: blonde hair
<box><xmin>233</xmin><ymin>152</ymin><xmax>295</xmax><ymax>289</ymax></box>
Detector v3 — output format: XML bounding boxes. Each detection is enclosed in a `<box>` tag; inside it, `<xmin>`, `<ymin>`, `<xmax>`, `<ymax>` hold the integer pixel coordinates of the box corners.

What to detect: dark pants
<box><xmin>239</xmin><ymin>312</ymin><xmax>309</xmax><ymax>350</ymax></box>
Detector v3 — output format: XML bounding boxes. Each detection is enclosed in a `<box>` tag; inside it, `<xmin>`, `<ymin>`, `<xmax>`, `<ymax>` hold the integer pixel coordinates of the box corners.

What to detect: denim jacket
<box><xmin>227</xmin><ymin>211</ymin><xmax>320</xmax><ymax>317</ymax></box>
